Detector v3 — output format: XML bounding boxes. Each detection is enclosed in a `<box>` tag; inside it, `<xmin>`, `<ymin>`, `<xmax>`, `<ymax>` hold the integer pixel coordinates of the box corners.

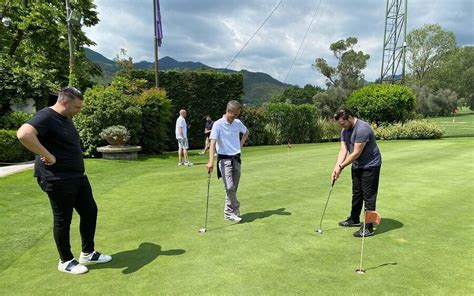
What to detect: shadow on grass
<box><xmin>365</xmin><ymin>262</ymin><xmax>398</xmax><ymax>271</ymax></box>
<box><xmin>240</xmin><ymin>208</ymin><xmax>292</xmax><ymax>224</ymax></box>
<box><xmin>375</xmin><ymin>218</ymin><xmax>404</xmax><ymax>235</ymax></box>
<box><xmin>88</xmin><ymin>242</ymin><xmax>185</xmax><ymax>274</ymax></box>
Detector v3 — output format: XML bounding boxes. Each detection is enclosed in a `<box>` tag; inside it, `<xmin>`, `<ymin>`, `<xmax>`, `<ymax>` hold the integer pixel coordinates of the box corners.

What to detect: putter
<box><xmin>198</xmin><ymin>172</ymin><xmax>211</xmax><ymax>233</ymax></box>
<box><xmin>314</xmin><ymin>179</ymin><xmax>336</xmax><ymax>234</ymax></box>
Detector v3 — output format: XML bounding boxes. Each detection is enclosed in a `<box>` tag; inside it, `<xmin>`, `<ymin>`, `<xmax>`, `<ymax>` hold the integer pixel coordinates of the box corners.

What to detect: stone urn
<box><xmin>99</xmin><ymin>125</ymin><xmax>130</xmax><ymax>146</ymax></box>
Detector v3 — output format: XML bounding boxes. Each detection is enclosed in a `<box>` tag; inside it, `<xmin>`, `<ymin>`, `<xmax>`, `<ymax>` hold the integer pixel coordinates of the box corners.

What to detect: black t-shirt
<box><xmin>205</xmin><ymin>120</ymin><xmax>214</xmax><ymax>134</ymax></box>
<box><xmin>27</xmin><ymin>107</ymin><xmax>84</xmax><ymax>180</ymax></box>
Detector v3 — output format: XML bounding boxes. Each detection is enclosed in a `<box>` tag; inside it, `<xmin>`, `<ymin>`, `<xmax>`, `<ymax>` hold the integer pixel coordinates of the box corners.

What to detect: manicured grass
<box><xmin>1</xmin><ymin>138</ymin><xmax>473</xmax><ymax>295</ymax></box>
<box><xmin>429</xmin><ymin>109</ymin><xmax>474</xmax><ymax>137</ymax></box>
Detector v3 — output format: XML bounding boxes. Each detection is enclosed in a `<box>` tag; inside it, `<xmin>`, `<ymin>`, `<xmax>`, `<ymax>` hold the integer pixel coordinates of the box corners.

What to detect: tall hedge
<box><xmin>74</xmin><ymin>85</ymin><xmax>143</xmax><ymax>156</ymax></box>
<box><xmin>135</xmin><ymin>88</ymin><xmax>172</xmax><ymax>153</ymax></box>
<box><xmin>239</xmin><ymin>107</ymin><xmax>268</xmax><ymax>146</ymax></box>
<box><xmin>265</xmin><ymin>103</ymin><xmax>320</xmax><ymax>144</ymax></box>
<box><xmin>347</xmin><ymin>84</ymin><xmax>416</xmax><ymax>124</ymax></box>
<box><xmin>0</xmin><ymin>130</ymin><xmax>34</xmax><ymax>163</ymax></box>
<box><xmin>129</xmin><ymin>69</ymin><xmax>244</xmax><ymax>149</ymax></box>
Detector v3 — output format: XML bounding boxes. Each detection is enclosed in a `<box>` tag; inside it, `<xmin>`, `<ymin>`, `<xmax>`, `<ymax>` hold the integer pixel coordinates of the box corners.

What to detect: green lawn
<box><xmin>1</xmin><ymin>138</ymin><xmax>473</xmax><ymax>295</ymax></box>
<box><xmin>430</xmin><ymin>109</ymin><xmax>474</xmax><ymax>137</ymax></box>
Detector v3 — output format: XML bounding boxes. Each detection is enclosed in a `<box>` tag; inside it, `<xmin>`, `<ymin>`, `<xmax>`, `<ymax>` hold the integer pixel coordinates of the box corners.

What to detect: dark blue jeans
<box><xmin>38</xmin><ymin>175</ymin><xmax>97</xmax><ymax>262</ymax></box>
<box><xmin>350</xmin><ymin>166</ymin><xmax>381</xmax><ymax>223</ymax></box>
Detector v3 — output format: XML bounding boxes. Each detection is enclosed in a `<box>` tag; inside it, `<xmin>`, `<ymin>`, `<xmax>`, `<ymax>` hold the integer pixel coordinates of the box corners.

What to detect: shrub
<box><xmin>0</xmin><ymin>111</ymin><xmax>33</xmax><ymax>129</ymax></box>
<box><xmin>135</xmin><ymin>88</ymin><xmax>172</xmax><ymax>153</ymax></box>
<box><xmin>265</xmin><ymin>103</ymin><xmax>320</xmax><ymax>144</ymax></box>
<box><xmin>373</xmin><ymin>120</ymin><xmax>444</xmax><ymax>140</ymax></box>
<box><xmin>347</xmin><ymin>84</ymin><xmax>416</xmax><ymax>124</ymax></box>
<box><xmin>411</xmin><ymin>85</ymin><xmax>461</xmax><ymax>117</ymax></box>
<box><xmin>128</xmin><ymin>69</ymin><xmax>243</xmax><ymax>149</ymax></box>
<box><xmin>239</xmin><ymin>107</ymin><xmax>268</xmax><ymax>146</ymax></box>
<box><xmin>316</xmin><ymin>117</ymin><xmax>341</xmax><ymax>142</ymax></box>
<box><xmin>313</xmin><ymin>87</ymin><xmax>350</xmax><ymax>118</ymax></box>
<box><xmin>0</xmin><ymin>129</ymin><xmax>34</xmax><ymax>163</ymax></box>
<box><xmin>74</xmin><ymin>85</ymin><xmax>142</xmax><ymax>156</ymax></box>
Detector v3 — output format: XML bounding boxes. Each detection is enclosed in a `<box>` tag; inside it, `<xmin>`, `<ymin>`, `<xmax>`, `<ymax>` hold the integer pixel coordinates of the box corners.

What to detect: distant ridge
<box><xmin>85</xmin><ymin>48</ymin><xmax>290</xmax><ymax>105</ymax></box>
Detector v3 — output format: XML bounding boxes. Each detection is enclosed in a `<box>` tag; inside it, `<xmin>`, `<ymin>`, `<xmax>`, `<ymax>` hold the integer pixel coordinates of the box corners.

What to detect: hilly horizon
<box><xmin>85</xmin><ymin>48</ymin><xmax>291</xmax><ymax>105</ymax></box>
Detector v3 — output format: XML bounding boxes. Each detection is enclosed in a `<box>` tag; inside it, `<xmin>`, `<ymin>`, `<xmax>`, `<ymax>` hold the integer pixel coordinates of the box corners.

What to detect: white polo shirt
<box><xmin>175</xmin><ymin>116</ymin><xmax>187</xmax><ymax>139</ymax></box>
<box><xmin>210</xmin><ymin>116</ymin><xmax>248</xmax><ymax>156</ymax></box>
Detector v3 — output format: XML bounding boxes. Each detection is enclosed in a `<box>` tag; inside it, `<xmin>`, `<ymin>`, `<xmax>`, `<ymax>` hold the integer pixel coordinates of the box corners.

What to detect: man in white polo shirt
<box><xmin>207</xmin><ymin>100</ymin><xmax>249</xmax><ymax>222</ymax></box>
<box><xmin>175</xmin><ymin>109</ymin><xmax>192</xmax><ymax>166</ymax></box>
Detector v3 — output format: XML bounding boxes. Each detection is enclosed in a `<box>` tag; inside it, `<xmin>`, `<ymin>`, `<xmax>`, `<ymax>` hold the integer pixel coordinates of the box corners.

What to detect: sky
<box><xmin>84</xmin><ymin>0</ymin><xmax>474</xmax><ymax>87</ymax></box>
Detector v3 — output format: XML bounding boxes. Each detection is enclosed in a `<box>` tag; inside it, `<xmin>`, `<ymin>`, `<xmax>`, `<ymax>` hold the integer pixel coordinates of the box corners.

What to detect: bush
<box><xmin>313</xmin><ymin>87</ymin><xmax>350</xmax><ymax>118</ymax></box>
<box><xmin>128</xmin><ymin>69</ymin><xmax>243</xmax><ymax>149</ymax></box>
<box><xmin>265</xmin><ymin>103</ymin><xmax>320</xmax><ymax>144</ymax></box>
<box><xmin>0</xmin><ymin>129</ymin><xmax>34</xmax><ymax>163</ymax></box>
<box><xmin>99</xmin><ymin>125</ymin><xmax>130</xmax><ymax>145</ymax></box>
<box><xmin>74</xmin><ymin>85</ymin><xmax>143</xmax><ymax>156</ymax></box>
<box><xmin>411</xmin><ymin>85</ymin><xmax>461</xmax><ymax>117</ymax></box>
<box><xmin>347</xmin><ymin>84</ymin><xmax>416</xmax><ymax>124</ymax></box>
<box><xmin>0</xmin><ymin>111</ymin><xmax>33</xmax><ymax>129</ymax></box>
<box><xmin>239</xmin><ymin>107</ymin><xmax>268</xmax><ymax>146</ymax></box>
<box><xmin>316</xmin><ymin>117</ymin><xmax>341</xmax><ymax>142</ymax></box>
<box><xmin>135</xmin><ymin>88</ymin><xmax>172</xmax><ymax>153</ymax></box>
<box><xmin>373</xmin><ymin>120</ymin><xmax>444</xmax><ymax>140</ymax></box>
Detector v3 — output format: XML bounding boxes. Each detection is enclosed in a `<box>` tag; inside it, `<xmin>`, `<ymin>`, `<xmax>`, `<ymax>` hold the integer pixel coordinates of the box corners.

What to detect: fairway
<box><xmin>1</xmin><ymin>138</ymin><xmax>473</xmax><ymax>295</ymax></box>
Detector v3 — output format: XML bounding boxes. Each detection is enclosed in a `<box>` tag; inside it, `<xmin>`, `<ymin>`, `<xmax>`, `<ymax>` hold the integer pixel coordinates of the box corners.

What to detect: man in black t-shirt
<box><xmin>199</xmin><ymin>115</ymin><xmax>214</xmax><ymax>155</ymax></box>
<box><xmin>331</xmin><ymin>108</ymin><xmax>382</xmax><ymax>238</ymax></box>
<box><xmin>17</xmin><ymin>87</ymin><xmax>112</xmax><ymax>275</ymax></box>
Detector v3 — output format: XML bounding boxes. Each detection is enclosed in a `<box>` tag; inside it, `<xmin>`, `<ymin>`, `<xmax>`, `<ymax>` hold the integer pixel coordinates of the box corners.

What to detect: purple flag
<box><xmin>154</xmin><ymin>0</ymin><xmax>163</xmax><ymax>47</ymax></box>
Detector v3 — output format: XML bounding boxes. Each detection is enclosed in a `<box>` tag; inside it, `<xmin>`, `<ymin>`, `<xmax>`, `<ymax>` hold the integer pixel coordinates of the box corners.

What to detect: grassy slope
<box><xmin>0</xmin><ymin>138</ymin><xmax>473</xmax><ymax>295</ymax></box>
<box><xmin>430</xmin><ymin>109</ymin><xmax>474</xmax><ymax>137</ymax></box>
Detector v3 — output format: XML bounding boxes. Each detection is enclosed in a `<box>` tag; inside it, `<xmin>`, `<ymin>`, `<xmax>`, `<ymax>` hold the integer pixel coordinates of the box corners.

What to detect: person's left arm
<box><xmin>239</xmin><ymin>121</ymin><xmax>249</xmax><ymax>148</ymax></box>
<box><xmin>338</xmin><ymin>142</ymin><xmax>366</xmax><ymax>169</ymax></box>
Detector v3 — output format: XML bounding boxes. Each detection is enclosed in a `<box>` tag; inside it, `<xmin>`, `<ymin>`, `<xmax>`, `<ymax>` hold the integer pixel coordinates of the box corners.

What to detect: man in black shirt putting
<box><xmin>17</xmin><ymin>86</ymin><xmax>112</xmax><ymax>274</ymax></box>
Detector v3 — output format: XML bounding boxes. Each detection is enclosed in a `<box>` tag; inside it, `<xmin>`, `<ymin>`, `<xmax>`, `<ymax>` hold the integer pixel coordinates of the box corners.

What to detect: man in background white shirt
<box><xmin>207</xmin><ymin>101</ymin><xmax>249</xmax><ymax>222</ymax></box>
<box><xmin>175</xmin><ymin>109</ymin><xmax>192</xmax><ymax>166</ymax></box>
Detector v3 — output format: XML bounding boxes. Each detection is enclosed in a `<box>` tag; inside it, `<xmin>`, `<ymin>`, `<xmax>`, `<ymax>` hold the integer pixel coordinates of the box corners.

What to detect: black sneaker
<box><xmin>353</xmin><ymin>225</ymin><xmax>374</xmax><ymax>238</ymax></box>
<box><xmin>338</xmin><ymin>218</ymin><xmax>361</xmax><ymax>227</ymax></box>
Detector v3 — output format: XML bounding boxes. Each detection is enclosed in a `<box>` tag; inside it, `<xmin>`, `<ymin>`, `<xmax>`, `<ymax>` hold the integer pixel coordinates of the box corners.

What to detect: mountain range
<box><xmin>85</xmin><ymin>48</ymin><xmax>290</xmax><ymax>105</ymax></box>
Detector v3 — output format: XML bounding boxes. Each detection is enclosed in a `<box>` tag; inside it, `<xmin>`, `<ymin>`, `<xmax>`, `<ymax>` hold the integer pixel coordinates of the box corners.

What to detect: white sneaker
<box><xmin>58</xmin><ymin>259</ymin><xmax>88</xmax><ymax>274</ymax></box>
<box><xmin>198</xmin><ymin>152</ymin><xmax>205</xmax><ymax>155</ymax></box>
<box><xmin>79</xmin><ymin>251</ymin><xmax>112</xmax><ymax>265</ymax></box>
<box><xmin>178</xmin><ymin>162</ymin><xmax>184</xmax><ymax>166</ymax></box>
<box><xmin>184</xmin><ymin>162</ymin><xmax>193</xmax><ymax>167</ymax></box>
<box><xmin>224</xmin><ymin>214</ymin><xmax>242</xmax><ymax>223</ymax></box>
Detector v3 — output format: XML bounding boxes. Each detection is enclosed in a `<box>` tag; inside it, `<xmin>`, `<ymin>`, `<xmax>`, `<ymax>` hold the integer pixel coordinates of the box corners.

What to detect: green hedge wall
<box><xmin>129</xmin><ymin>69</ymin><xmax>244</xmax><ymax>149</ymax></box>
<box><xmin>0</xmin><ymin>129</ymin><xmax>34</xmax><ymax>163</ymax></box>
<box><xmin>347</xmin><ymin>84</ymin><xmax>416</xmax><ymax>124</ymax></box>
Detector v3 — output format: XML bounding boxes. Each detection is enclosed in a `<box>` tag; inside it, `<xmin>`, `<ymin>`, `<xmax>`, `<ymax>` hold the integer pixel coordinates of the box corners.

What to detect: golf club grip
<box><xmin>331</xmin><ymin>179</ymin><xmax>336</xmax><ymax>187</ymax></box>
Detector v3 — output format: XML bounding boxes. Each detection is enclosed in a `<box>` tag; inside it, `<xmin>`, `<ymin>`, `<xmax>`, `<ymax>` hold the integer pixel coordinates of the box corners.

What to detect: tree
<box><xmin>269</xmin><ymin>84</ymin><xmax>323</xmax><ymax>105</ymax></box>
<box><xmin>406</xmin><ymin>23</ymin><xmax>457</xmax><ymax>83</ymax></box>
<box><xmin>429</xmin><ymin>46</ymin><xmax>474</xmax><ymax>108</ymax></box>
<box><xmin>0</xmin><ymin>0</ymin><xmax>99</xmax><ymax>114</ymax></box>
<box><xmin>313</xmin><ymin>37</ymin><xmax>370</xmax><ymax>91</ymax></box>
<box><xmin>313</xmin><ymin>87</ymin><xmax>350</xmax><ymax>118</ymax></box>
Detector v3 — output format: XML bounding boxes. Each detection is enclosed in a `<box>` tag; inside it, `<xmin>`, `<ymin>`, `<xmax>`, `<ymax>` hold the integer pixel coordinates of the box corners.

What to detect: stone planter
<box><xmin>97</xmin><ymin>145</ymin><xmax>142</xmax><ymax>160</ymax></box>
<box><xmin>104</xmin><ymin>136</ymin><xmax>127</xmax><ymax>146</ymax></box>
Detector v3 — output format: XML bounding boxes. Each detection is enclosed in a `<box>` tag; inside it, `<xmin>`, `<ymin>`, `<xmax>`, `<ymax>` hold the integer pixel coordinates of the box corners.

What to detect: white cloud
<box><xmin>84</xmin><ymin>0</ymin><xmax>474</xmax><ymax>86</ymax></box>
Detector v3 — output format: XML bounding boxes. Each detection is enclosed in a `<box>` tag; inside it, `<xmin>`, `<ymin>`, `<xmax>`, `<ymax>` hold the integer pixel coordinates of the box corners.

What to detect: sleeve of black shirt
<box><xmin>27</xmin><ymin>109</ymin><xmax>51</xmax><ymax>137</ymax></box>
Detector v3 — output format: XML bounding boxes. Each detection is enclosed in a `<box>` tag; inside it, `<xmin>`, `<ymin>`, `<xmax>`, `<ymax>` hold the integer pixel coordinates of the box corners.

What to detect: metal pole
<box><xmin>65</xmin><ymin>0</ymin><xmax>75</xmax><ymax>86</ymax></box>
<box><xmin>153</xmin><ymin>0</ymin><xmax>159</xmax><ymax>88</ymax></box>
<box><xmin>380</xmin><ymin>0</ymin><xmax>389</xmax><ymax>83</ymax></box>
<box><xmin>401</xmin><ymin>0</ymin><xmax>408</xmax><ymax>83</ymax></box>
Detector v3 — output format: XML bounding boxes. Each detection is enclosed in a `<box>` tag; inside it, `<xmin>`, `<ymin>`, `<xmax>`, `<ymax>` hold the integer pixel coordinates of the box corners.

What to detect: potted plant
<box><xmin>99</xmin><ymin>125</ymin><xmax>131</xmax><ymax>146</ymax></box>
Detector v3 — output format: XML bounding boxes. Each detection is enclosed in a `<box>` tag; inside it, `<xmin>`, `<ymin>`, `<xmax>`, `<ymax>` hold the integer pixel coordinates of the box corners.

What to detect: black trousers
<box><xmin>37</xmin><ymin>175</ymin><xmax>97</xmax><ymax>262</ymax></box>
<box><xmin>350</xmin><ymin>166</ymin><xmax>381</xmax><ymax>223</ymax></box>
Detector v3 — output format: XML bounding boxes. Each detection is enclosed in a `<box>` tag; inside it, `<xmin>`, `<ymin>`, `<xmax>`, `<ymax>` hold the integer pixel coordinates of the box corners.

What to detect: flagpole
<box><xmin>153</xmin><ymin>0</ymin><xmax>159</xmax><ymax>88</ymax></box>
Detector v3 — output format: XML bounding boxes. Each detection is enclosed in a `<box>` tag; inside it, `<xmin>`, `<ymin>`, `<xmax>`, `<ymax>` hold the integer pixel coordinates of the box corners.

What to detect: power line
<box><xmin>283</xmin><ymin>0</ymin><xmax>323</xmax><ymax>84</ymax></box>
<box><xmin>225</xmin><ymin>0</ymin><xmax>284</xmax><ymax>70</ymax></box>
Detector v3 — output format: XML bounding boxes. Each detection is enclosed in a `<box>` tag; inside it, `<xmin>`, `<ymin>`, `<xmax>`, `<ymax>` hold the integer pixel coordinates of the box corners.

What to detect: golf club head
<box><xmin>355</xmin><ymin>269</ymin><xmax>366</xmax><ymax>274</ymax></box>
<box><xmin>315</xmin><ymin>228</ymin><xmax>323</xmax><ymax>234</ymax></box>
<box><xmin>198</xmin><ymin>228</ymin><xmax>207</xmax><ymax>233</ymax></box>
